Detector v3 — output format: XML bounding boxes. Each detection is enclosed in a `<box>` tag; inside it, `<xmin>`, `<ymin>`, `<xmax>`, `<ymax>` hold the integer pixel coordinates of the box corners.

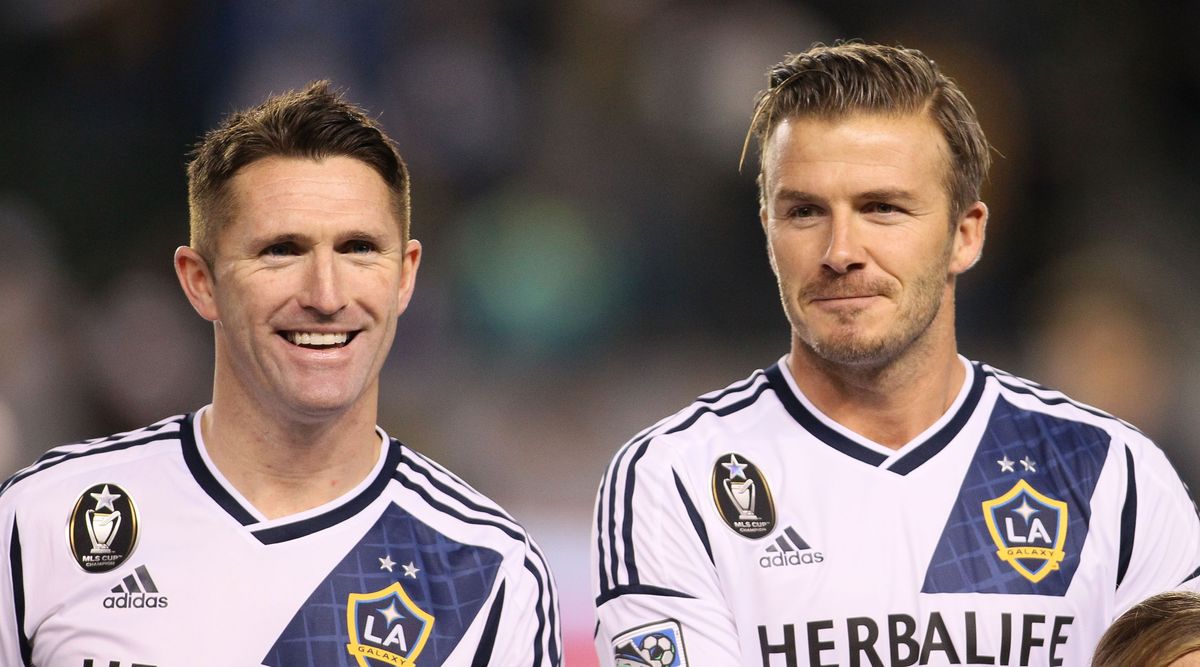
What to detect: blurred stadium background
<box><xmin>3</xmin><ymin>1</ymin><xmax>1200</xmax><ymax>663</ymax></box>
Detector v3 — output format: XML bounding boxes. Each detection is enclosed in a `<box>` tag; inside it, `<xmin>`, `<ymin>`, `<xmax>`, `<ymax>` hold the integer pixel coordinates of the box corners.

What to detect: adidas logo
<box><xmin>103</xmin><ymin>565</ymin><xmax>169</xmax><ymax>609</ymax></box>
<box><xmin>759</xmin><ymin>526</ymin><xmax>824</xmax><ymax>568</ymax></box>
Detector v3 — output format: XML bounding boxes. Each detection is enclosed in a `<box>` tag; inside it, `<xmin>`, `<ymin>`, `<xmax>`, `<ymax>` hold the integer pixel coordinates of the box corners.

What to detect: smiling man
<box><xmin>592</xmin><ymin>43</ymin><xmax>1200</xmax><ymax>666</ymax></box>
<box><xmin>0</xmin><ymin>82</ymin><xmax>560</xmax><ymax>666</ymax></box>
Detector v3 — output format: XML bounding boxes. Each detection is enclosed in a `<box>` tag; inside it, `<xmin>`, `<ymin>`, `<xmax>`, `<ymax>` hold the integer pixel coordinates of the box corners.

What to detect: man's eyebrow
<box><xmin>858</xmin><ymin>188</ymin><xmax>919</xmax><ymax>202</ymax></box>
<box><xmin>773</xmin><ymin>188</ymin><xmax>823</xmax><ymax>202</ymax></box>
<box><xmin>338</xmin><ymin>229</ymin><xmax>389</xmax><ymax>242</ymax></box>
<box><xmin>249</xmin><ymin>232</ymin><xmax>306</xmax><ymax>247</ymax></box>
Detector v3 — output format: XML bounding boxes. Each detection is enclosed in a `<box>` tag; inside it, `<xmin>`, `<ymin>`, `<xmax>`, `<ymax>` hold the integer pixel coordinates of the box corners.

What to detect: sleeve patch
<box><xmin>612</xmin><ymin>618</ymin><xmax>688</xmax><ymax>666</ymax></box>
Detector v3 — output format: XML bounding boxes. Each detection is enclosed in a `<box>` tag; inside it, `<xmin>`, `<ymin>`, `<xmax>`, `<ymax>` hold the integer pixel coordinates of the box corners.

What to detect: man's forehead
<box><xmin>214</xmin><ymin>156</ymin><xmax>402</xmax><ymax>246</ymax></box>
<box><xmin>760</xmin><ymin>112</ymin><xmax>952</xmax><ymax>192</ymax></box>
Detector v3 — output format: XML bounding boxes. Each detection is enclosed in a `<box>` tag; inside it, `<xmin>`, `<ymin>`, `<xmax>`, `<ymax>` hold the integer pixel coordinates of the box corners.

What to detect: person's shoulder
<box><xmin>975</xmin><ymin>361</ymin><xmax>1149</xmax><ymax>444</ymax></box>
<box><xmin>602</xmin><ymin>366</ymin><xmax>776</xmax><ymax>475</ymax></box>
<box><xmin>0</xmin><ymin>413</ymin><xmax>190</xmax><ymax>502</ymax></box>
<box><xmin>389</xmin><ymin>441</ymin><xmax>537</xmax><ymax>547</ymax></box>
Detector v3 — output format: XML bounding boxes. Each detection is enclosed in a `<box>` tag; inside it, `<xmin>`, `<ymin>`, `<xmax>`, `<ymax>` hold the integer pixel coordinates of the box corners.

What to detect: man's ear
<box><xmin>949</xmin><ymin>201</ymin><xmax>988</xmax><ymax>275</ymax></box>
<box><xmin>174</xmin><ymin>246</ymin><xmax>220</xmax><ymax>322</ymax></box>
<box><xmin>394</xmin><ymin>239</ymin><xmax>422</xmax><ymax>316</ymax></box>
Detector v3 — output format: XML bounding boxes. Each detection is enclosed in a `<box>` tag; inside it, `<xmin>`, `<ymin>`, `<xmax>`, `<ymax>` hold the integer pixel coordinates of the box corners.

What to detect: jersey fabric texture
<box><xmin>593</xmin><ymin>357</ymin><xmax>1200</xmax><ymax>666</ymax></box>
<box><xmin>0</xmin><ymin>407</ymin><xmax>561</xmax><ymax>667</ymax></box>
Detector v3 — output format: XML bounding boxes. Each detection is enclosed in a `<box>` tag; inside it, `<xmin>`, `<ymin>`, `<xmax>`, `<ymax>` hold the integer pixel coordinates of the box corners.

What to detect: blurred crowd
<box><xmin>3</xmin><ymin>1</ymin><xmax>1200</xmax><ymax>662</ymax></box>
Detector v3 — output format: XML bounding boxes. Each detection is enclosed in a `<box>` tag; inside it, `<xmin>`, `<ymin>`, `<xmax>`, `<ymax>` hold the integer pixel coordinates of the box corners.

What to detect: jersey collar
<box><xmin>765</xmin><ymin>356</ymin><xmax>986</xmax><ymax>475</ymax></box>
<box><xmin>179</xmin><ymin>406</ymin><xmax>402</xmax><ymax>543</ymax></box>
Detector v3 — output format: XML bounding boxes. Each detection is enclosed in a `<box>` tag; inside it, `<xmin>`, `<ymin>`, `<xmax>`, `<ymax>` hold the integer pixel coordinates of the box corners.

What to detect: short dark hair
<box><xmin>187</xmin><ymin>80</ymin><xmax>411</xmax><ymax>264</ymax></box>
<box><xmin>747</xmin><ymin>42</ymin><xmax>990</xmax><ymax>220</ymax></box>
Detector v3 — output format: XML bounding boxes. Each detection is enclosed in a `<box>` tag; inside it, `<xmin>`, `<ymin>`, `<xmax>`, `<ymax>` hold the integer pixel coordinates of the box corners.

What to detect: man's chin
<box><xmin>805</xmin><ymin>333</ymin><xmax>901</xmax><ymax>368</ymax></box>
<box><xmin>277</xmin><ymin>391</ymin><xmax>366</xmax><ymax>423</ymax></box>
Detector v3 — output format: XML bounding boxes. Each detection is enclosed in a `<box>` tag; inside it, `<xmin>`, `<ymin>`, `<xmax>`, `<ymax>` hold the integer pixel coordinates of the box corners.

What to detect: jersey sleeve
<box><xmin>485</xmin><ymin>534</ymin><xmax>563</xmax><ymax>666</ymax></box>
<box><xmin>1111</xmin><ymin>435</ymin><xmax>1200</xmax><ymax>613</ymax></box>
<box><xmin>592</xmin><ymin>435</ymin><xmax>743</xmax><ymax>666</ymax></box>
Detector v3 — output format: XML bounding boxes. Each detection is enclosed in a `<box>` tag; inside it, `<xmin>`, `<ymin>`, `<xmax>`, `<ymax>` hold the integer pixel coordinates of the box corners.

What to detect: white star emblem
<box><xmin>90</xmin><ymin>485</ymin><xmax>121</xmax><ymax>512</ymax></box>
<box><xmin>722</xmin><ymin>454</ymin><xmax>748</xmax><ymax>480</ymax></box>
<box><xmin>997</xmin><ymin>456</ymin><xmax>1015</xmax><ymax>473</ymax></box>
<box><xmin>1020</xmin><ymin>456</ymin><xmax>1037</xmax><ymax>473</ymax></box>
<box><xmin>402</xmin><ymin>562</ymin><xmax>420</xmax><ymax>579</ymax></box>
<box><xmin>378</xmin><ymin>601</ymin><xmax>404</xmax><ymax>626</ymax></box>
<box><xmin>1014</xmin><ymin>499</ymin><xmax>1039</xmax><ymax>523</ymax></box>
<box><xmin>378</xmin><ymin>555</ymin><xmax>396</xmax><ymax>572</ymax></box>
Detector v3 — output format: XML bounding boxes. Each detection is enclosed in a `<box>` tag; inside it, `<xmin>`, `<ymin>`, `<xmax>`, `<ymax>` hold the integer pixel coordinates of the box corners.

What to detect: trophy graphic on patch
<box><xmin>723</xmin><ymin>476</ymin><xmax>759</xmax><ymax>520</ymax></box>
<box><xmin>86</xmin><ymin>508</ymin><xmax>121</xmax><ymax>554</ymax></box>
<box><xmin>68</xmin><ymin>483</ymin><xmax>139</xmax><ymax>573</ymax></box>
<box><xmin>712</xmin><ymin>453</ymin><xmax>775</xmax><ymax>538</ymax></box>
<box><xmin>83</xmin><ymin>484</ymin><xmax>124</xmax><ymax>554</ymax></box>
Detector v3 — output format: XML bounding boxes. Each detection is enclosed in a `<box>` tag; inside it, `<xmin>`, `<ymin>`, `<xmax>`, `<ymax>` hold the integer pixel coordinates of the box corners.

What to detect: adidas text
<box><xmin>760</xmin><ymin>550</ymin><xmax>824</xmax><ymax>568</ymax></box>
<box><xmin>103</xmin><ymin>594</ymin><xmax>169</xmax><ymax>609</ymax></box>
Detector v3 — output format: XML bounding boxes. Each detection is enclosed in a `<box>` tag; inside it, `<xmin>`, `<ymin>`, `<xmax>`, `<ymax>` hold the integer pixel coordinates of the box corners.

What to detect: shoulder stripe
<box><xmin>398</xmin><ymin>454</ymin><xmax>561</xmax><ymax>665</ymax></box>
<box><xmin>618</xmin><ymin>443</ymin><xmax>653</xmax><ymax>586</ymax></box>
<box><xmin>674</xmin><ymin>470</ymin><xmax>713</xmax><ymax>566</ymax></box>
<box><xmin>982</xmin><ymin>366</ymin><xmax>1136</xmax><ymax>431</ymax></box>
<box><xmin>597</xmin><ymin>373</ymin><xmax>770</xmax><ymax>596</ymax></box>
<box><xmin>0</xmin><ymin>418</ymin><xmax>185</xmax><ymax>497</ymax></box>
<box><xmin>8</xmin><ymin>521</ymin><xmax>31</xmax><ymax>666</ymax></box>
<box><xmin>1116</xmin><ymin>445</ymin><xmax>1138</xmax><ymax>590</ymax></box>
<box><xmin>29</xmin><ymin>413</ymin><xmax>185</xmax><ymax>466</ymax></box>
<box><xmin>620</xmin><ymin>370</ymin><xmax>767</xmax><ymax>450</ymax></box>
<box><xmin>594</xmin><ymin>583</ymin><xmax>696</xmax><ymax>607</ymax></box>
<box><xmin>401</xmin><ymin>448</ymin><xmax>514</xmax><ymax>524</ymax></box>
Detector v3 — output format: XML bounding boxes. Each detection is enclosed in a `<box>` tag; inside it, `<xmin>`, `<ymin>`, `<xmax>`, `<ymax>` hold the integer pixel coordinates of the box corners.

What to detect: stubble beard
<box><xmin>791</xmin><ymin>253</ymin><xmax>952</xmax><ymax>370</ymax></box>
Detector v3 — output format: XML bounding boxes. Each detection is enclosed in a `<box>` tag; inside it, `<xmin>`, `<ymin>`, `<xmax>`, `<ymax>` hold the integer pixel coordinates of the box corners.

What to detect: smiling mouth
<box><xmin>281</xmin><ymin>331</ymin><xmax>358</xmax><ymax>349</ymax></box>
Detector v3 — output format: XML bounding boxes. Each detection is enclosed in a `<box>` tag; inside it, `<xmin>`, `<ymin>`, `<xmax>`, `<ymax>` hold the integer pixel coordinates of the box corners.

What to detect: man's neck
<box><xmin>201</xmin><ymin>394</ymin><xmax>383</xmax><ymax>520</ymax></box>
<box><xmin>787</xmin><ymin>321</ymin><xmax>966</xmax><ymax>450</ymax></box>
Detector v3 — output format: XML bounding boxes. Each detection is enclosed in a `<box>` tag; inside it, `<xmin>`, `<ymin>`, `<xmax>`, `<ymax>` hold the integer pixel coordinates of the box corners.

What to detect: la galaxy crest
<box><xmin>711</xmin><ymin>453</ymin><xmax>775</xmax><ymax>538</ymax></box>
<box><xmin>345</xmin><ymin>581</ymin><xmax>434</xmax><ymax>666</ymax></box>
<box><xmin>983</xmin><ymin>479</ymin><xmax>1068</xmax><ymax>583</ymax></box>
<box><xmin>67</xmin><ymin>483</ymin><xmax>139</xmax><ymax>573</ymax></box>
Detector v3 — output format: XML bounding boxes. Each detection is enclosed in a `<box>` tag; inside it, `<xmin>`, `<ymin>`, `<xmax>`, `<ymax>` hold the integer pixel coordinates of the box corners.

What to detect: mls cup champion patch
<box><xmin>612</xmin><ymin>619</ymin><xmax>688</xmax><ymax>667</ymax></box>
<box><xmin>711</xmin><ymin>453</ymin><xmax>775</xmax><ymax>538</ymax></box>
<box><xmin>345</xmin><ymin>581</ymin><xmax>434</xmax><ymax>667</ymax></box>
<box><xmin>67</xmin><ymin>483</ymin><xmax>139</xmax><ymax>573</ymax></box>
<box><xmin>983</xmin><ymin>479</ymin><xmax>1068</xmax><ymax>583</ymax></box>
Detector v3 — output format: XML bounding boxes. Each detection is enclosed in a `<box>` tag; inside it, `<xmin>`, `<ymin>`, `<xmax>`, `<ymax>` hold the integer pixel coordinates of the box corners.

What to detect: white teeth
<box><xmin>286</xmin><ymin>332</ymin><xmax>349</xmax><ymax>346</ymax></box>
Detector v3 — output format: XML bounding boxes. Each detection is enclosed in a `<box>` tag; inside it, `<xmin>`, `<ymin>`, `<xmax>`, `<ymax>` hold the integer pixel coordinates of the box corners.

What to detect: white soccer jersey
<box><xmin>0</xmin><ymin>407</ymin><xmax>561</xmax><ymax>667</ymax></box>
<box><xmin>593</xmin><ymin>357</ymin><xmax>1200</xmax><ymax>666</ymax></box>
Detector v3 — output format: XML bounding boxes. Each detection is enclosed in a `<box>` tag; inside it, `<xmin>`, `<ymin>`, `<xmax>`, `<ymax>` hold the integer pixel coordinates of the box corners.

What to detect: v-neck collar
<box><xmin>765</xmin><ymin>356</ymin><xmax>986</xmax><ymax>475</ymax></box>
<box><xmin>179</xmin><ymin>407</ymin><xmax>401</xmax><ymax>543</ymax></box>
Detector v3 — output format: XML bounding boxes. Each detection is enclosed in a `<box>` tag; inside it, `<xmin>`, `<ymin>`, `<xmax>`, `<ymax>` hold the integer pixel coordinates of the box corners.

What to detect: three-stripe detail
<box><xmin>595</xmin><ymin>371</ymin><xmax>769</xmax><ymax>600</ymax></box>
